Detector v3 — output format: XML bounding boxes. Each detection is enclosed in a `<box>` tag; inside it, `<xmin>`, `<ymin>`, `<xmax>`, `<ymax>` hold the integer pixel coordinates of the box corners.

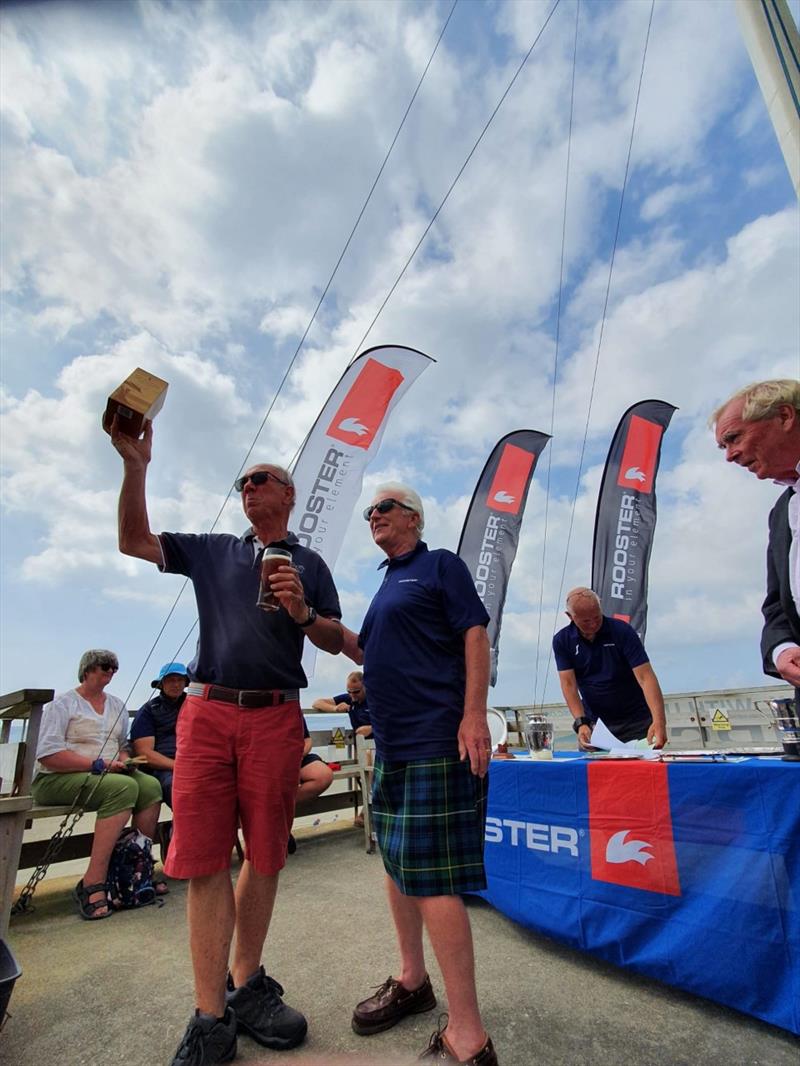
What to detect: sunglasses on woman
<box><xmin>234</xmin><ymin>470</ymin><xmax>290</xmax><ymax>493</ymax></box>
<box><xmin>362</xmin><ymin>498</ymin><xmax>416</xmax><ymax>521</ymax></box>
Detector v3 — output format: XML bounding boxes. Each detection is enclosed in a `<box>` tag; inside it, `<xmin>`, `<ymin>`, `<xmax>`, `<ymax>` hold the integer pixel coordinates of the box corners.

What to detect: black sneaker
<box><xmin>287</xmin><ymin>833</ymin><xmax>297</xmax><ymax>855</ymax></box>
<box><xmin>225</xmin><ymin>967</ymin><xmax>307</xmax><ymax>1049</ymax></box>
<box><xmin>170</xmin><ymin>1007</ymin><xmax>237</xmax><ymax>1065</ymax></box>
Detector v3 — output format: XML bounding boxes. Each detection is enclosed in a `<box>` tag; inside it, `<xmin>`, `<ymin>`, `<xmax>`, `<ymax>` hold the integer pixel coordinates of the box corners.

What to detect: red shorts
<box><xmin>164</xmin><ymin>694</ymin><xmax>304</xmax><ymax>879</ymax></box>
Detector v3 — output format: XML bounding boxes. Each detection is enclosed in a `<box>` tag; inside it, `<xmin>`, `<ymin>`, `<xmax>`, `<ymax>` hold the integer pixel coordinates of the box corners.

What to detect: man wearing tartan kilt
<box><xmin>342</xmin><ymin>482</ymin><xmax>499</xmax><ymax>1066</ymax></box>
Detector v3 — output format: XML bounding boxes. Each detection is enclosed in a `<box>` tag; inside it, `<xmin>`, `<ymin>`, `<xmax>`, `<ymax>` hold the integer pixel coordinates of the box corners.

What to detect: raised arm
<box><xmin>110</xmin><ymin>417</ymin><xmax>162</xmax><ymax>564</ymax></box>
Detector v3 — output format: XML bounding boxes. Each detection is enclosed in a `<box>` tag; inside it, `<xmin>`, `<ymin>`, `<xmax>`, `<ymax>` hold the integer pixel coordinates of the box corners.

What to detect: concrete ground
<box><xmin>3</xmin><ymin>823</ymin><xmax>798</xmax><ymax>1066</ymax></box>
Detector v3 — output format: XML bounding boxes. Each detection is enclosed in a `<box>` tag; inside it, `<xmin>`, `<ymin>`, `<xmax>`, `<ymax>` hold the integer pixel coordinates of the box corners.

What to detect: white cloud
<box><xmin>1</xmin><ymin>0</ymin><xmax>797</xmax><ymax>707</ymax></box>
<box><xmin>259</xmin><ymin>304</ymin><xmax>312</xmax><ymax>341</ymax></box>
<box><xmin>640</xmin><ymin>178</ymin><xmax>713</xmax><ymax>221</ymax></box>
<box><xmin>743</xmin><ymin>163</ymin><xmax>784</xmax><ymax>189</ymax></box>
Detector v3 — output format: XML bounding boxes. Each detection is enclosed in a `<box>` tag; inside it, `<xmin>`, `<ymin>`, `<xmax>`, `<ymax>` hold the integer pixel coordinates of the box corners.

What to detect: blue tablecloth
<box><xmin>480</xmin><ymin>754</ymin><xmax>800</xmax><ymax>1034</ymax></box>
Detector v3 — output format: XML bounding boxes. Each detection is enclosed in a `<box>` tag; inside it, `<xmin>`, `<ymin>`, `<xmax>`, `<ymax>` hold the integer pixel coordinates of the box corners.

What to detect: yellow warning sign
<box><xmin>332</xmin><ymin>727</ymin><xmax>346</xmax><ymax>749</ymax></box>
<box><xmin>711</xmin><ymin>709</ymin><xmax>731</xmax><ymax>731</ymax></box>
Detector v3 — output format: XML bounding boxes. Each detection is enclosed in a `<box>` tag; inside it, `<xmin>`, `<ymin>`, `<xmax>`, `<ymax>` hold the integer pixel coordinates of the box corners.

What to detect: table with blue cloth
<box><xmin>480</xmin><ymin>752</ymin><xmax>799</xmax><ymax>1035</ymax></box>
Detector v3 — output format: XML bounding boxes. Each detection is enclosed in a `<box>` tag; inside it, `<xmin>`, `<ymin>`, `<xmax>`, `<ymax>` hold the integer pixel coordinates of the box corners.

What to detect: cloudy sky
<box><xmin>1</xmin><ymin>0</ymin><xmax>798</xmax><ymax>715</ymax></box>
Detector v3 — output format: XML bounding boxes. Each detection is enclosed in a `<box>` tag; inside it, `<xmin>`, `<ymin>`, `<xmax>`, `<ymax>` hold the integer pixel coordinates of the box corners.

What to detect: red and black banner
<box><xmin>457</xmin><ymin>430</ymin><xmax>550</xmax><ymax>685</ymax></box>
<box><xmin>591</xmin><ymin>400</ymin><xmax>676</xmax><ymax>640</ymax></box>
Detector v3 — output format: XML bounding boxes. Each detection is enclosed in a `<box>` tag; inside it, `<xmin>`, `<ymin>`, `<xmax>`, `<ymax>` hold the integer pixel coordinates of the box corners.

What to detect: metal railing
<box><xmin>494</xmin><ymin>683</ymin><xmax>792</xmax><ymax>749</ymax></box>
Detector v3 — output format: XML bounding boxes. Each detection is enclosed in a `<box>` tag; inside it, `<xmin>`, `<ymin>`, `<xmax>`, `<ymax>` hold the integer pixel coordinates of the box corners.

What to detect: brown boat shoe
<box><xmin>351</xmin><ymin>974</ymin><xmax>437</xmax><ymax>1035</ymax></box>
<box><xmin>419</xmin><ymin>1016</ymin><xmax>498</xmax><ymax>1065</ymax></box>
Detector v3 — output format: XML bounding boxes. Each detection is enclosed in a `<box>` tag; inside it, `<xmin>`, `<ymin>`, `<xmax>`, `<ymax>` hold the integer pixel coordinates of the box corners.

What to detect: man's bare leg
<box><xmin>386</xmin><ymin>875</ymin><xmax>427</xmax><ymax>990</ymax></box>
<box><xmin>132</xmin><ymin>800</ymin><xmax>160</xmax><ymax>840</ymax></box>
<box><xmin>229</xmin><ymin>860</ymin><xmax>279</xmax><ymax>986</ymax></box>
<box><xmin>418</xmin><ymin>894</ymin><xmax>486</xmax><ymax>1060</ymax></box>
<box><xmin>296</xmin><ymin>764</ymin><xmax>333</xmax><ymax>803</ymax></box>
<box><xmin>188</xmin><ymin>869</ymin><xmax>236</xmax><ymax>1016</ymax></box>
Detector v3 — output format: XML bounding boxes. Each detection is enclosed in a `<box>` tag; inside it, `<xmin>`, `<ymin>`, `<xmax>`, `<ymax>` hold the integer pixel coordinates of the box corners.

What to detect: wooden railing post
<box><xmin>0</xmin><ymin>689</ymin><xmax>53</xmax><ymax>940</ymax></box>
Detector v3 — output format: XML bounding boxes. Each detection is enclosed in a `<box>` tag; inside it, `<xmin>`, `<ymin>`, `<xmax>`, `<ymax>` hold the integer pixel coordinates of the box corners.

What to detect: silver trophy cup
<box><xmin>524</xmin><ymin>713</ymin><xmax>554</xmax><ymax>759</ymax></box>
<box><xmin>767</xmin><ymin>697</ymin><xmax>800</xmax><ymax>761</ymax></box>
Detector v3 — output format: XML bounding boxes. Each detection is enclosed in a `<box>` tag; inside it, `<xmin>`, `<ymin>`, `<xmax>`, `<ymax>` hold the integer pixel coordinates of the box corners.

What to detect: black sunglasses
<box><xmin>97</xmin><ymin>662</ymin><xmax>118</xmax><ymax>673</ymax></box>
<box><xmin>363</xmin><ymin>498</ymin><xmax>416</xmax><ymax>521</ymax></box>
<box><xmin>234</xmin><ymin>470</ymin><xmax>290</xmax><ymax>493</ymax></box>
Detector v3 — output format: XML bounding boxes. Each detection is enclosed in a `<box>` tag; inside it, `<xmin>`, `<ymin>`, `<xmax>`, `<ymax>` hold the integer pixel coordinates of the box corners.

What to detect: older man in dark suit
<box><xmin>711</xmin><ymin>379</ymin><xmax>800</xmax><ymax>694</ymax></box>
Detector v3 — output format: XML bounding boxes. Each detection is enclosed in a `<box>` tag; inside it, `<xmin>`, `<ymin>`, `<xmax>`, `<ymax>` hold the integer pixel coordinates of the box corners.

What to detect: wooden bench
<box><xmin>1</xmin><ymin>692</ymin><xmax>375</xmax><ymax>925</ymax></box>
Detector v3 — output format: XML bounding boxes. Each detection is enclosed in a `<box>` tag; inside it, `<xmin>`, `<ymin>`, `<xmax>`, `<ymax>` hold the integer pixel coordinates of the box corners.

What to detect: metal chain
<box><xmin>12</xmin><ymin>771</ymin><xmax>107</xmax><ymax>916</ymax></box>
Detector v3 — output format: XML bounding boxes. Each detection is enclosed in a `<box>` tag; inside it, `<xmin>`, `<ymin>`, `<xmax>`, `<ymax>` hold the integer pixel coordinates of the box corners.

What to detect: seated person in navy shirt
<box><xmin>288</xmin><ymin>720</ymin><xmax>335</xmax><ymax>854</ymax></box>
<box><xmin>130</xmin><ymin>661</ymin><xmax>189</xmax><ymax>808</ymax></box>
<box><xmin>552</xmin><ymin>587</ymin><xmax>667</xmax><ymax>750</ymax></box>
<box><xmin>313</xmin><ymin>674</ymin><xmax>371</xmax><ymax>826</ymax></box>
<box><xmin>312</xmin><ymin>671</ymin><xmax>372</xmax><ymax>737</ymax></box>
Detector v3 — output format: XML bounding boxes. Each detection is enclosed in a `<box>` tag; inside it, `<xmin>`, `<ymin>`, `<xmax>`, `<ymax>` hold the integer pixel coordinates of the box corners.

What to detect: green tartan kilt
<box><xmin>371</xmin><ymin>755</ymin><xmax>488</xmax><ymax>897</ymax></box>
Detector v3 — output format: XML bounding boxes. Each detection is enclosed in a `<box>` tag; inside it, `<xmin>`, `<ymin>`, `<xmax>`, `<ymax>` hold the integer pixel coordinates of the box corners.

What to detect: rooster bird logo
<box><xmin>605</xmin><ymin>830</ymin><xmax>654</xmax><ymax>865</ymax></box>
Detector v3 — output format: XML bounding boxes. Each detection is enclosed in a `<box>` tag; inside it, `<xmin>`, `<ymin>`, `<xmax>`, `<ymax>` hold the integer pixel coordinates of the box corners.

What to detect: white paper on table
<box><xmin>590</xmin><ymin>718</ymin><xmax>660</xmax><ymax>759</ymax></box>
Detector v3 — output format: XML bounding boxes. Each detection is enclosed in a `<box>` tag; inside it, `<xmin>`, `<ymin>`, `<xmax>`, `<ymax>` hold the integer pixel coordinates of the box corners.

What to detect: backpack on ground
<box><xmin>106</xmin><ymin>828</ymin><xmax>156</xmax><ymax>910</ymax></box>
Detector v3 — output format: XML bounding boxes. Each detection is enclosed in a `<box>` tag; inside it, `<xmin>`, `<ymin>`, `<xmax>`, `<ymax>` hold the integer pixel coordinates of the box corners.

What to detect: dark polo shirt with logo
<box><xmin>333</xmin><ymin>693</ymin><xmax>371</xmax><ymax>732</ymax></box>
<box><xmin>359</xmin><ymin>541</ymin><xmax>490</xmax><ymax>761</ymax></box>
<box><xmin>159</xmin><ymin>530</ymin><xmax>341</xmax><ymax>690</ymax></box>
<box><xmin>552</xmin><ymin>616</ymin><xmax>651</xmax><ymax>740</ymax></box>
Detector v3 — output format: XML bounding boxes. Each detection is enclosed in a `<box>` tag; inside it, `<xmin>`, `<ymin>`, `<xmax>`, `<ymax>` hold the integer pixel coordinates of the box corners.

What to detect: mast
<box><xmin>735</xmin><ymin>0</ymin><xmax>800</xmax><ymax>198</ymax></box>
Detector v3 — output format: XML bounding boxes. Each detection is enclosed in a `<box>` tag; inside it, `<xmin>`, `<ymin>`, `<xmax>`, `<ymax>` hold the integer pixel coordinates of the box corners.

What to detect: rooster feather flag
<box><xmin>591</xmin><ymin>399</ymin><xmax>677</xmax><ymax>640</ymax></box>
<box><xmin>291</xmin><ymin>345</ymin><xmax>433</xmax><ymax>676</ymax></box>
<box><xmin>457</xmin><ymin>430</ymin><xmax>550</xmax><ymax>685</ymax></box>
<box><xmin>292</xmin><ymin>345</ymin><xmax>433</xmax><ymax>568</ymax></box>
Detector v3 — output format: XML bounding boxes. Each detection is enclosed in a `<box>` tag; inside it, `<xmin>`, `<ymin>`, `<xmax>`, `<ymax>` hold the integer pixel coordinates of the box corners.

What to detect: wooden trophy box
<box><xmin>102</xmin><ymin>368</ymin><xmax>169</xmax><ymax>437</ymax></box>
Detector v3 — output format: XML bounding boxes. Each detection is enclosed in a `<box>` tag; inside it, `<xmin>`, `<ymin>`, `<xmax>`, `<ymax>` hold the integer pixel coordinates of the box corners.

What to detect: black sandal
<box><xmin>74</xmin><ymin>879</ymin><xmax>112</xmax><ymax>921</ymax></box>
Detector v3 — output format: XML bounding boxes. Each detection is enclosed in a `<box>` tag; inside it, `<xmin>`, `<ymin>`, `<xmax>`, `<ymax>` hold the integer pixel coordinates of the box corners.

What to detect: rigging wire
<box><xmin>532</xmin><ymin>0</ymin><xmax>580</xmax><ymax>709</ymax></box>
<box><xmin>124</xmin><ymin>0</ymin><xmax>461</xmax><ymax>685</ymax></box>
<box><xmin>13</xmin><ymin>3</ymin><xmax>460</xmax><ymax>915</ymax></box>
<box><xmin>537</xmin><ymin>0</ymin><xmax>657</xmax><ymax>706</ymax></box>
<box><xmin>345</xmin><ymin>0</ymin><xmax>563</xmax><ymax>364</ymax></box>
<box><xmin>171</xmin><ymin>0</ymin><xmax>565</xmax><ymax>665</ymax></box>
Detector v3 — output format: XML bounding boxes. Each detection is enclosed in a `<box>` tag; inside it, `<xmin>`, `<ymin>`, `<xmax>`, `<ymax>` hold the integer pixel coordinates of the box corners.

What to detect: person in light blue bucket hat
<box><xmin>130</xmin><ymin>661</ymin><xmax>190</xmax><ymax>808</ymax></box>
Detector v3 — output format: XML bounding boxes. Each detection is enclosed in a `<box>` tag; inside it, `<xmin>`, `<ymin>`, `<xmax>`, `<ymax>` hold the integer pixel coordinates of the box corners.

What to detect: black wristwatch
<box><xmin>298</xmin><ymin>606</ymin><xmax>317</xmax><ymax>629</ymax></box>
<box><xmin>572</xmin><ymin>716</ymin><xmax>592</xmax><ymax>734</ymax></box>
<box><xmin>90</xmin><ymin>758</ymin><xmax>106</xmax><ymax>774</ymax></box>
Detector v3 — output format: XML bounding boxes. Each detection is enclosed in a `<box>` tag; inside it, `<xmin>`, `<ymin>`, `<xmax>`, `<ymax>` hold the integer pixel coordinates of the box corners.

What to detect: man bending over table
<box><xmin>553</xmin><ymin>587</ymin><xmax>667</xmax><ymax>751</ymax></box>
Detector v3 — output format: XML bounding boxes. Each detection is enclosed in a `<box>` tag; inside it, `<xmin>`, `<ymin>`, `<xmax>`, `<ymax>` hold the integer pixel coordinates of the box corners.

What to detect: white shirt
<box><xmin>35</xmin><ymin>689</ymin><xmax>129</xmax><ymax>773</ymax></box>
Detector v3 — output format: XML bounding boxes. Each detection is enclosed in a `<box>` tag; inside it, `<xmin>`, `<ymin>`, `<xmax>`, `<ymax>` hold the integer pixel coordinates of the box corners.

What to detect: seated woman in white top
<box><xmin>32</xmin><ymin>649</ymin><xmax>162</xmax><ymax>920</ymax></box>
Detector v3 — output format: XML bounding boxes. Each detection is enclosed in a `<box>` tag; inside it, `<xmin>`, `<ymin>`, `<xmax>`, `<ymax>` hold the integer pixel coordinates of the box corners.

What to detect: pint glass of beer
<box><xmin>257</xmin><ymin>547</ymin><xmax>293</xmax><ymax>611</ymax></box>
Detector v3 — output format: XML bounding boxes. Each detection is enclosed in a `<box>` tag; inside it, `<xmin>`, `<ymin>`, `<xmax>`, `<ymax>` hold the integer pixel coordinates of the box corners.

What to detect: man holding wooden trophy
<box><xmin>107</xmin><ymin>369</ymin><xmax>345</xmax><ymax>1066</ymax></box>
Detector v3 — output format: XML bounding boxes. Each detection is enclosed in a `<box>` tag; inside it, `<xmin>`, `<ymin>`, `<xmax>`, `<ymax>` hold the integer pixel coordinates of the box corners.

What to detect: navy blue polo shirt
<box><xmin>359</xmin><ymin>541</ymin><xmax>490</xmax><ymax>761</ymax></box>
<box><xmin>333</xmin><ymin>693</ymin><xmax>371</xmax><ymax>732</ymax></box>
<box><xmin>552</xmin><ymin>616</ymin><xmax>651</xmax><ymax>737</ymax></box>
<box><xmin>159</xmin><ymin>530</ymin><xmax>341</xmax><ymax>690</ymax></box>
<box><xmin>130</xmin><ymin>692</ymin><xmax>184</xmax><ymax>758</ymax></box>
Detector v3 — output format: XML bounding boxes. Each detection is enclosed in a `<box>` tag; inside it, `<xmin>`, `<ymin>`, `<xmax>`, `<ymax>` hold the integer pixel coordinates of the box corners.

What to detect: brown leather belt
<box><xmin>187</xmin><ymin>682</ymin><xmax>299</xmax><ymax>708</ymax></box>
